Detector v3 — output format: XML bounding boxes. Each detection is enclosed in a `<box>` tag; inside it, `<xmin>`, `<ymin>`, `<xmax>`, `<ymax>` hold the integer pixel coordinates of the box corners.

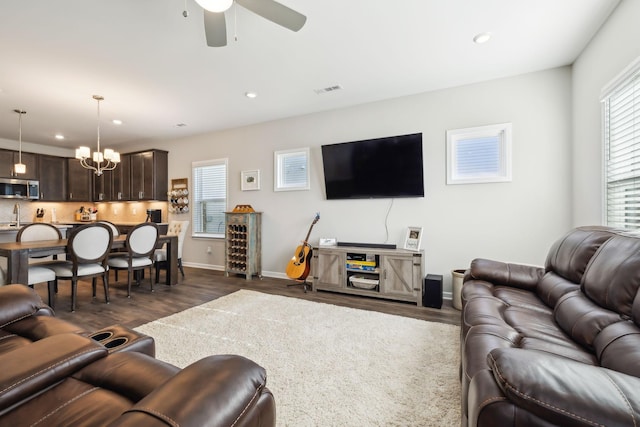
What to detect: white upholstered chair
<box><xmin>49</xmin><ymin>223</ymin><xmax>113</xmax><ymax>311</ymax></box>
<box><xmin>108</xmin><ymin>222</ymin><xmax>159</xmax><ymax>297</ymax></box>
<box><xmin>16</xmin><ymin>223</ymin><xmax>63</xmax><ymax>308</ymax></box>
<box><xmin>155</xmin><ymin>220</ymin><xmax>189</xmax><ymax>282</ymax></box>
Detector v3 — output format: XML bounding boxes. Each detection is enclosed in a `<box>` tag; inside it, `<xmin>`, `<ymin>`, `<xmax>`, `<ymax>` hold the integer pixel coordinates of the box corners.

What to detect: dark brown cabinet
<box><xmin>0</xmin><ymin>149</ymin><xmax>38</xmax><ymax>179</ymax></box>
<box><xmin>112</xmin><ymin>154</ymin><xmax>131</xmax><ymax>201</ymax></box>
<box><xmin>93</xmin><ymin>169</ymin><xmax>114</xmax><ymax>202</ymax></box>
<box><xmin>67</xmin><ymin>158</ymin><xmax>93</xmax><ymax>201</ymax></box>
<box><xmin>130</xmin><ymin>150</ymin><xmax>168</xmax><ymax>201</ymax></box>
<box><xmin>38</xmin><ymin>155</ymin><xmax>67</xmax><ymax>201</ymax></box>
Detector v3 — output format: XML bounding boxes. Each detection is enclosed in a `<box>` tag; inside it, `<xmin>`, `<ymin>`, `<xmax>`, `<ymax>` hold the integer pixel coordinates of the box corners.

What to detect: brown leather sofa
<box><xmin>461</xmin><ymin>226</ymin><xmax>640</xmax><ymax>426</ymax></box>
<box><xmin>0</xmin><ymin>284</ymin><xmax>275</xmax><ymax>426</ymax></box>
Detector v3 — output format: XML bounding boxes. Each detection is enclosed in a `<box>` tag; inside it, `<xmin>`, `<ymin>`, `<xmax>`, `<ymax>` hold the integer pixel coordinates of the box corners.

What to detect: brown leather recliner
<box><xmin>461</xmin><ymin>226</ymin><xmax>640</xmax><ymax>426</ymax></box>
<box><xmin>0</xmin><ymin>284</ymin><xmax>275</xmax><ymax>426</ymax></box>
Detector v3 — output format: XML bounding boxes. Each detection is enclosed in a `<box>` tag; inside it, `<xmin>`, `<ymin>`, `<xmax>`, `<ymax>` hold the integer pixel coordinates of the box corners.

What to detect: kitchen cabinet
<box><xmin>37</xmin><ymin>155</ymin><xmax>67</xmax><ymax>201</ymax></box>
<box><xmin>112</xmin><ymin>154</ymin><xmax>131</xmax><ymax>201</ymax></box>
<box><xmin>130</xmin><ymin>150</ymin><xmax>168</xmax><ymax>201</ymax></box>
<box><xmin>0</xmin><ymin>149</ymin><xmax>38</xmax><ymax>180</ymax></box>
<box><xmin>93</xmin><ymin>169</ymin><xmax>114</xmax><ymax>202</ymax></box>
<box><xmin>66</xmin><ymin>158</ymin><xmax>93</xmax><ymax>201</ymax></box>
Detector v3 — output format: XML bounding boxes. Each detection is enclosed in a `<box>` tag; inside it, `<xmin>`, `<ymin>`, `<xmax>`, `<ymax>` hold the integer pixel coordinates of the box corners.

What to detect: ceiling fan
<box><xmin>193</xmin><ymin>0</ymin><xmax>307</xmax><ymax>47</ymax></box>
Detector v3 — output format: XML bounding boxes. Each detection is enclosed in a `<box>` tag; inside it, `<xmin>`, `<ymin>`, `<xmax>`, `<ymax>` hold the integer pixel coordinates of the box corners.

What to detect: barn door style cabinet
<box><xmin>224</xmin><ymin>212</ymin><xmax>262</xmax><ymax>281</ymax></box>
<box><xmin>311</xmin><ymin>245</ymin><xmax>424</xmax><ymax>306</ymax></box>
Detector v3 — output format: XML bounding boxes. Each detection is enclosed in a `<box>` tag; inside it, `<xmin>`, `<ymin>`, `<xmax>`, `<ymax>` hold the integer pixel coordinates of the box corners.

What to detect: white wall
<box><xmin>130</xmin><ymin>66</ymin><xmax>573</xmax><ymax>295</ymax></box>
<box><xmin>572</xmin><ymin>0</ymin><xmax>640</xmax><ymax>225</ymax></box>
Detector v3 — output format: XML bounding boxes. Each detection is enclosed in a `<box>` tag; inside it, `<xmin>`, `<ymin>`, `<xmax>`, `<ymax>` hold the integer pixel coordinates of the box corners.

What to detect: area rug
<box><xmin>135</xmin><ymin>290</ymin><xmax>461</xmax><ymax>426</ymax></box>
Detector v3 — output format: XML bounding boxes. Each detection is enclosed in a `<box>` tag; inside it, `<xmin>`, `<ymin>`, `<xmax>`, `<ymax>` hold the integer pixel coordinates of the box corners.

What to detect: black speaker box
<box><xmin>423</xmin><ymin>274</ymin><xmax>443</xmax><ymax>309</ymax></box>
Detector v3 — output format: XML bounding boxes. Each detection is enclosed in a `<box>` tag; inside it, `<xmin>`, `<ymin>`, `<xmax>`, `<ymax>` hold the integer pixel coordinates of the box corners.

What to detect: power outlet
<box><xmin>113</xmin><ymin>208</ymin><xmax>119</xmax><ymax>215</ymax></box>
<box><xmin>132</xmin><ymin>208</ymin><xmax>137</xmax><ymax>215</ymax></box>
<box><xmin>206</xmin><ymin>246</ymin><xmax>212</xmax><ymax>254</ymax></box>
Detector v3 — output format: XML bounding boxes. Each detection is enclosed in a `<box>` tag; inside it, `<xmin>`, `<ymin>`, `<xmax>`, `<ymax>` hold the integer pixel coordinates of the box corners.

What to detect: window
<box><xmin>446</xmin><ymin>123</ymin><xmax>512</xmax><ymax>185</ymax></box>
<box><xmin>192</xmin><ymin>158</ymin><xmax>227</xmax><ymax>238</ymax></box>
<box><xmin>274</xmin><ymin>148</ymin><xmax>310</xmax><ymax>191</ymax></box>
<box><xmin>603</xmin><ymin>58</ymin><xmax>640</xmax><ymax>229</ymax></box>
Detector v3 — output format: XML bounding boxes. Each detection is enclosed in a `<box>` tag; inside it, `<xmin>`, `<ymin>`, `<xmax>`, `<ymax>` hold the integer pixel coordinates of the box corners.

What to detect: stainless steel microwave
<box><xmin>0</xmin><ymin>178</ymin><xmax>39</xmax><ymax>200</ymax></box>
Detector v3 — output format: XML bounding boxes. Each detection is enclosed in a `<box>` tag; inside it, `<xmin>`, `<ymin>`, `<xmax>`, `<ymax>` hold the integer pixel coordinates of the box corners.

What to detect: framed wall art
<box><xmin>241</xmin><ymin>169</ymin><xmax>261</xmax><ymax>191</ymax></box>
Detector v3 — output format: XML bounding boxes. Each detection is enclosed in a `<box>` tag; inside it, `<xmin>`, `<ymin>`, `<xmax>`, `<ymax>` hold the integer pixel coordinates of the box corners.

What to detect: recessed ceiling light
<box><xmin>473</xmin><ymin>32</ymin><xmax>492</xmax><ymax>44</ymax></box>
<box><xmin>112</xmin><ymin>119</ymin><xmax>123</xmax><ymax>125</ymax></box>
<box><xmin>245</xmin><ymin>91</ymin><xmax>258</xmax><ymax>99</ymax></box>
<box><xmin>54</xmin><ymin>134</ymin><xmax>65</xmax><ymax>140</ymax></box>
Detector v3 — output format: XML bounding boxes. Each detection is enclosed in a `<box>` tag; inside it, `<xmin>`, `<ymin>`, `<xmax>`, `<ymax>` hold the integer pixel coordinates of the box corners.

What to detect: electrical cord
<box><xmin>383</xmin><ymin>199</ymin><xmax>394</xmax><ymax>243</ymax></box>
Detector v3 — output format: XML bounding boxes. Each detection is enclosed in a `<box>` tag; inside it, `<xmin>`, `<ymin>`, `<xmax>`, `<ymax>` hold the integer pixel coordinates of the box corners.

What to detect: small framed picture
<box><xmin>403</xmin><ymin>226</ymin><xmax>423</xmax><ymax>251</ymax></box>
<box><xmin>241</xmin><ymin>170</ymin><xmax>260</xmax><ymax>191</ymax></box>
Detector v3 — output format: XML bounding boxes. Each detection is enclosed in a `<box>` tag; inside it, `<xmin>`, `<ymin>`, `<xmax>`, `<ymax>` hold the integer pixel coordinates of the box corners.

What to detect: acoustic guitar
<box><xmin>286</xmin><ymin>213</ymin><xmax>320</xmax><ymax>282</ymax></box>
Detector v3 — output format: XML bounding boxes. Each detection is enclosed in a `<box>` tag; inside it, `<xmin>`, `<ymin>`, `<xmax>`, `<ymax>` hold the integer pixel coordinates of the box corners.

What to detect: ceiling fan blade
<box><xmin>204</xmin><ymin>10</ymin><xmax>227</xmax><ymax>47</ymax></box>
<box><xmin>236</xmin><ymin>0</ymin><xmax>306</xmax><ymax>32</ymax></box>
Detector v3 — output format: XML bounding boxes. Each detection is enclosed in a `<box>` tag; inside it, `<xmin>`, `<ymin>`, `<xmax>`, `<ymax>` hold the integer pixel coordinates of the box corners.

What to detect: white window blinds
<box><xmin>274</xmin><ymin>148</ymin><xmax>310</xmax><ymax>191</ymax></box>
<box><xmin>604</xmin><ymin>63</ymin><xmax>640</xmax><ymax>229</ymax></box>
<box><xmin>446</xmin><ymin>123</ymin><xmax>512</xmax><ymax>185</ymax></box>
<box><xmin>192</xmin><ymin>159</ymin><xmax>227</xmax><ymax>237</ymax></box>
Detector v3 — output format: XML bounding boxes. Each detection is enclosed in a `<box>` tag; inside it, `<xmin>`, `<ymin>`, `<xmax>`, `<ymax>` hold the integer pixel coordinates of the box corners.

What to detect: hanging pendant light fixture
<box><xmin>75</xmin><ymin>95</ymin><xmax>120</xmax><ymax>176</ymax></box>
<box><xmin>13</xmin><ymin>109</ymin><xmax>27</xmax><ymax>175</ymax></box>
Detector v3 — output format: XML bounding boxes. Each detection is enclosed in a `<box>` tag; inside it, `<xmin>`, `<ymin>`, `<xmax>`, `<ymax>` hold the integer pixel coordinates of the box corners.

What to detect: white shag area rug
<box><xmin>135</xmin><ymin>290</ymin><xmax>461</xmax><ymax>426</ymax></box>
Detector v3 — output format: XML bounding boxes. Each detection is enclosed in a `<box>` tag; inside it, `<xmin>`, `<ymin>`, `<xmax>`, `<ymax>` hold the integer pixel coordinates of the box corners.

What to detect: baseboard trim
<box><xmin>182</xmin><ymin>262</ymin><xmax>453</xmax><ymax>300</ymax></box>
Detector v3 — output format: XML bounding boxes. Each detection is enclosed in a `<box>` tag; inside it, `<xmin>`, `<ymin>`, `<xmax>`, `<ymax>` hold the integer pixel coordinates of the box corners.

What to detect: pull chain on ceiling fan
<box><xmin>193</xmin><ymin>0</ymin><xmax>306</xmax><ymax>47</ymax></box>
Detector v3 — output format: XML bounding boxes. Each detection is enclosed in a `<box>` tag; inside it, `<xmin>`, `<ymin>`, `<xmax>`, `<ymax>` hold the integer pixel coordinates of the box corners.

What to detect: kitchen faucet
<box><xmin>13</xmin><ymin>203</ymin><xmax>20</xmax><ymax>227</ymax></box>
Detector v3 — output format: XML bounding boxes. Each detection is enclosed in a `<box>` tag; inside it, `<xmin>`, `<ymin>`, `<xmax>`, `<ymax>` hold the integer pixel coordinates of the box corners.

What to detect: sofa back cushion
<box><xmin>544</xmin><ymin>226</ymin><xmax>618</xmax><ymax>284</ymax></box>
<box><xmin>581</xmin><ymin>234</ymin><xmax>640</xmax><ymax>317</ymax></box>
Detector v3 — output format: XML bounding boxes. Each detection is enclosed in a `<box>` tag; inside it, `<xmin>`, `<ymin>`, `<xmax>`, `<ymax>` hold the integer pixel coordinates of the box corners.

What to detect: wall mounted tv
<box><xmin>321</xmin><ymin>132</ymin><xmax>424</xmax><ymax>200</ymax></box>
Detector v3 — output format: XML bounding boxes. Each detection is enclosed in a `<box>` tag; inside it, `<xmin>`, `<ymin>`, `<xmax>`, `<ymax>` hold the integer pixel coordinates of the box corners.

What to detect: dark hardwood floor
<box><xmin>33</xmin><ymin>267</ymin><xmax>461</xmax><ymax>331</ymax></box>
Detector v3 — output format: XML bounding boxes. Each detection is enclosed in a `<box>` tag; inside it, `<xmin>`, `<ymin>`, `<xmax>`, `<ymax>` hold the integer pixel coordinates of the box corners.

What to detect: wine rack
<box><xmin>224</xmin><ymin>212</ymin><xmax>262</xmax><ymax>280</ymax></box>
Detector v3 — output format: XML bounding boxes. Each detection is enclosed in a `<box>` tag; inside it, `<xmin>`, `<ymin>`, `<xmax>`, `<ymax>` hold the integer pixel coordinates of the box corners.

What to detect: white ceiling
<box><xmin>0</xmin><ymin>0</ymin><xmax>620</xmax><ymax>150</ymax></box>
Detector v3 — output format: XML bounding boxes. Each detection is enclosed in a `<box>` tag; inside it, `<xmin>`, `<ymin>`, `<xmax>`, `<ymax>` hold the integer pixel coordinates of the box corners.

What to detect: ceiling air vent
<box><xmin>314</xmin><ymin>84</ymin><xmax>343</xmax><ymax>95</ymax></box>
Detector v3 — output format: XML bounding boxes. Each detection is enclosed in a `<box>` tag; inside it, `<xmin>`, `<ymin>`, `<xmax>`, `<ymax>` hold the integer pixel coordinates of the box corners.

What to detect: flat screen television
<box><xmin>321</xmin><ymin>133</ymin><xmax>424</xmax><ymax>200</ymax></box>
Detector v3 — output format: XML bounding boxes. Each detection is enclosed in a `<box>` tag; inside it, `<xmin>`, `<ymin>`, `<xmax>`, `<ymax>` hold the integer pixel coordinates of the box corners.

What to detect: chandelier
<box><xmin>75</xmin><ymin>95</ymin><xmax>120</xmax><ymax>176</ymax></box>
<box><xmin>13</xmin><ymin>109</ymin><xmax>27</xmax><ymax>174</ymax></box>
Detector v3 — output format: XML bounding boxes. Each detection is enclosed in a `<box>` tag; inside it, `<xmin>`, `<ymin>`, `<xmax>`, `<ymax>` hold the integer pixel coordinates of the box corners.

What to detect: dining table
<box><xmin>0</xmin><ymin>234</ymin><xmax>179</xmax><ymax>286</ymax></box>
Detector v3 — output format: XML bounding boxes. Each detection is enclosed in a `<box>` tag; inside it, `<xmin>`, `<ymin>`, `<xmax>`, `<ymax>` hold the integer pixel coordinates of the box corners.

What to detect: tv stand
<box><xmin>311</xmin><ymin>245</ymin><xmax>424</xmax><ymax>306</ymax></box>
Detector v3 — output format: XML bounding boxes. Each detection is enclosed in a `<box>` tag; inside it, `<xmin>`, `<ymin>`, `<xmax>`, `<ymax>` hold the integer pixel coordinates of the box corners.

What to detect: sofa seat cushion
<box><xmin>463</xmin><ymin>285</ymin><xmax>552</xmax><ymax>335</ymax></box>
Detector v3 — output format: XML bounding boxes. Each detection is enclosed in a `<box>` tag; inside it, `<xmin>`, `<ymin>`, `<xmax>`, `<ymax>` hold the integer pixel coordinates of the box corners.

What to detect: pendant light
<box><xmin>13</xmin><ymin>109</ymin><xmax>26</xmax><ymax>175</ymax></box>
<box><xmin>75</xmin><ymin>95</ymin><xmax>120</xmax><ymax>176</ymax></box>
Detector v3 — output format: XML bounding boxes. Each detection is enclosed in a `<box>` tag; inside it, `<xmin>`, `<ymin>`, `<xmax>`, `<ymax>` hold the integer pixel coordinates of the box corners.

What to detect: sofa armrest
<box><xmin>488</xmin><ymin>348</ymin><xmax>640</xmax><ymax>427</ymax></box>
<box><xmin>0</xmin><ymin>284</ymin><xmax>54</xmax><ymax>328</ymax></box>
<box><xmin>0</xmin><ymin>333</ymin><xmax>106</xmax><ymax>411</ymax></box>
<box><xmin>469</xmin><ymin>258</ymin><xmax>544</xmax><ymax>291</ymax></box>
<box><xmin>109</xmin><ymin>354</ymin><xmax>275</xmax><ymax>427</ymax></box>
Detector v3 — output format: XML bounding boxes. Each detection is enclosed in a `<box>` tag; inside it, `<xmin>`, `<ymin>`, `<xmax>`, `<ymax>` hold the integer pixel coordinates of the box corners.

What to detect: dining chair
<box><xmin>16</xmin><ymin>223</ymin><xmax>63</xmax><ymax>308</ymax></box>
<box><xmin>155</xmin><ymin>220</ymin><xmax>189</xmax><ymax>282</ymax></box>
<box><xmin>108</xmin><ymin>222</ymin><xmax>159</xmax><ymax>297</ymax></box>
<box><xmin>48</xmin><ymin>223</ymin><xmax>113</xmax><ymax>312</ymax></box>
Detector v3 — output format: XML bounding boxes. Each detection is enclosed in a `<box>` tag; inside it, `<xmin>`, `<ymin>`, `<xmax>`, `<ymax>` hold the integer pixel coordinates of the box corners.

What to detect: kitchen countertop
<box><xmin>0</xmin><ymin>223</ymin><xmax>72</xmax><ymax>232</ymax></box>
